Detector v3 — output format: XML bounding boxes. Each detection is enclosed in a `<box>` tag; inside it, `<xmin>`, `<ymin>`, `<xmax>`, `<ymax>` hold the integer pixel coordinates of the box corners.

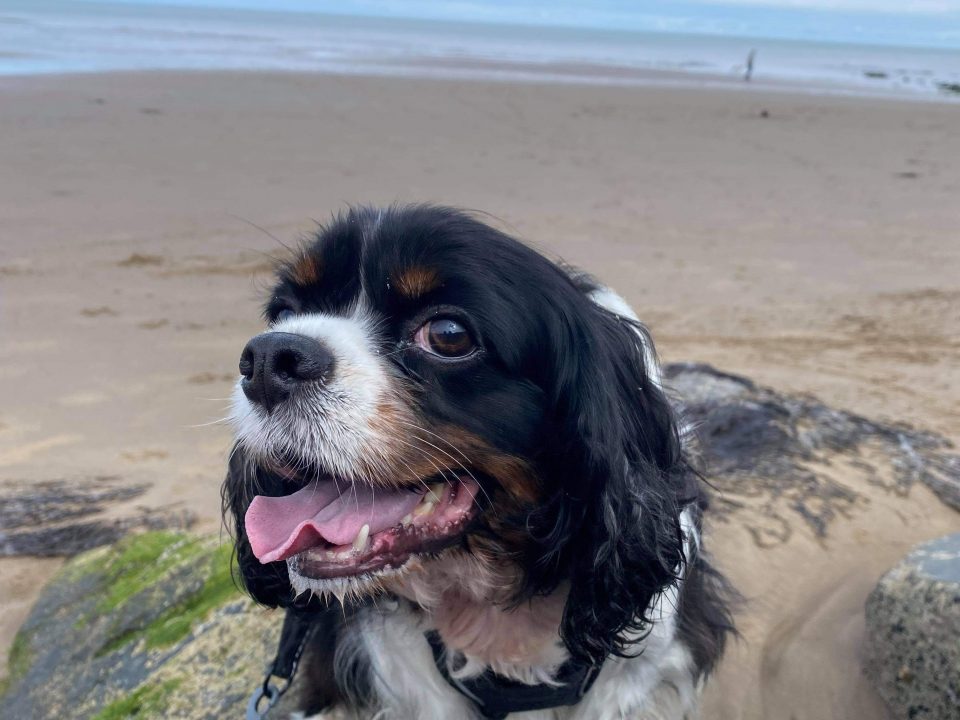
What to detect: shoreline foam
<box><xmin>3</xmin><ymin>2</ymin><xmax>959</xmax><ymax>102</ymax></box>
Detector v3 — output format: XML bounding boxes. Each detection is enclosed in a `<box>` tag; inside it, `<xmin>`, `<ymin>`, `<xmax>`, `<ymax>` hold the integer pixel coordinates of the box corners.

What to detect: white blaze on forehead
<box><xmin>228</xmin><ymin>306</ymin><xmax>405</xmax><ymax>480</ymax></box>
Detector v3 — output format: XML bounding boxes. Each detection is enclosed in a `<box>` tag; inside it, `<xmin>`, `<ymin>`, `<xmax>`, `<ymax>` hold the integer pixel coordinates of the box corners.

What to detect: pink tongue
<box><xmin>244</xmin><ymin>479</ymin><xmax>426</xmax><ymax>563</ymax></box>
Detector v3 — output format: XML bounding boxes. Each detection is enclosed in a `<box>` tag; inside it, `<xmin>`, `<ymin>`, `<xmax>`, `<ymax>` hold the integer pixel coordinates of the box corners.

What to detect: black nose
<box><xmin>239</xmin><ymin>332</ymin><xmax>334</xmax><ymax>412</ymax></box>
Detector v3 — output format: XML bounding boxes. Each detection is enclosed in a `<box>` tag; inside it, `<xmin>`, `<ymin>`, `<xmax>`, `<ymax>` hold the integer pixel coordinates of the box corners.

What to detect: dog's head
<box><xmin>224</xmin><ymin>205</ymin><xmax>693</xmax><ymax>663</ymax></box>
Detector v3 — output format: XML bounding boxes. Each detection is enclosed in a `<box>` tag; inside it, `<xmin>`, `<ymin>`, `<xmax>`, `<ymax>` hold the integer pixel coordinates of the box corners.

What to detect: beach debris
<box><xmin>117</xmin><ymin>253</ymin><xmax>164</xmax><ymax>268</ymax></box>
<box><xmin>864</xmin><ymin>532</ymin><xmax>960</xmax><ymax>720</ymax></box>
<box><xmin>665</xmin><ymin>363</ymin><xmax>960</xmax><ymax>547</ymax></box>
<box><xmin>0</xmin><ymin>477</ymin><xmax>194</xmax><ymax>557</ymax></box>
<box><xmin>79</xmin><ymin>306</ymin><xmax>119</xmax><ymax>317</ymax></box>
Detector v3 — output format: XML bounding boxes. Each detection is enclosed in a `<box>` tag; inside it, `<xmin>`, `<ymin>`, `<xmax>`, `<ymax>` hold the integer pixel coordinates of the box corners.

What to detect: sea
<box><xmin>2</xmin><ymin>0</ymin><xmax>960</xmax><ymax>102</ymax></box>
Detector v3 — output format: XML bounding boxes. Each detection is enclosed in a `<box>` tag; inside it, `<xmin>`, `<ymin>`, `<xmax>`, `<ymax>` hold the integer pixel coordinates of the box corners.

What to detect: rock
<box><xmin>0</xmin><ymin>477</ymin><xmax>194</xmax><ymax>557</ymax></box>
<box><xmin>664</xmin><ymin>363</ymin><xmax>960</xmax><ymax>546</ymax></box>
<box><xmin>0</xmin><ymin>532</ymin><xmax>282</xmax><ymax>719</ymax></box>
<box><xmin>864</xmin><ymin>533</ymin><xmax>960</xmax><ymax>719</ymax></box>
<box><xmin>2</xmin><ymin>364</ymin><xmax>958</xmax><ymax>718</ymax></box>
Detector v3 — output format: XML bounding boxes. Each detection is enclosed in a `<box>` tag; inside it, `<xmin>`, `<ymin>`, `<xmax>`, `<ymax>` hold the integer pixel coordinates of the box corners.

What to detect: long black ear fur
<box><xmin>531</xmin><ymin>282</ymin><xmax>696</xmax><ymax>665</ymax></box>
<box><xmin>222</xmin><ymin>447</ymin><xmax>297</xmax><ymax>607</ymax></box>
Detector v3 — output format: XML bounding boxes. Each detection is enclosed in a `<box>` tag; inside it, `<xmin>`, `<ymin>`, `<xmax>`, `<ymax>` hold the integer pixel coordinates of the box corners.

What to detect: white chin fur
<box><xmin>287</xmin><ymin>557</ymin><xmax>413</xmax><ymax>604</ymax></box>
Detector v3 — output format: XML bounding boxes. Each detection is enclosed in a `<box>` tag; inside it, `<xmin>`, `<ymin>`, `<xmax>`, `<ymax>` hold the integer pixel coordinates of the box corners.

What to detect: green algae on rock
<box><xmin>0</xmin><ymin>531</ymin><xmax>283</xmax><ymax>720</ymax></box>
<box><xmin>91</xmin><ymin>680</ymin><xmax>183</xmax><ymax>720</ymax></box>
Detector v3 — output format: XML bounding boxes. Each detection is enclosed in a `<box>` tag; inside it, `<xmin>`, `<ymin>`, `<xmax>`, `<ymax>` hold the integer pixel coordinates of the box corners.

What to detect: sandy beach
<box><xmin>1</xmin><ymin>71</ymin><xmax>958</xmax><ymax>717</ymax></box>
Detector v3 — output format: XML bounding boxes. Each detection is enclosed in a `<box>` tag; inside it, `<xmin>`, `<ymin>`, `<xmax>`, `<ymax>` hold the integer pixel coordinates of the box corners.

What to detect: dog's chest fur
<box><xmin>306</xmin><ymin>515</ymin><xmax>702</xmax><ymax>720</ymax></box>
<box><xmin>310</xmin><ymin>594</ymin><xmax>698</xmax><ymax>720</ymax></box>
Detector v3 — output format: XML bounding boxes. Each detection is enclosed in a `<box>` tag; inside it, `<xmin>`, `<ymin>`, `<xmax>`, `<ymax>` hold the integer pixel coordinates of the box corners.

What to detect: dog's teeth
<box><xmin>413</xmin><ymin>485</ymin><xmax>442</xmax><ymax>517</ymax></box>
<box><xmin>352</xmin><ymin>524</ymin><xmax>370</xmax><ymax>552</ymax></box>
<box><xmin>414</xmin><ymin>498</ymin><xmax>436</xmax><ymax>516</ymax></box>
<box><xmin>401</xmin><ymin>514</ymin><xmax>413</xmax><ymax>527</ymax></box>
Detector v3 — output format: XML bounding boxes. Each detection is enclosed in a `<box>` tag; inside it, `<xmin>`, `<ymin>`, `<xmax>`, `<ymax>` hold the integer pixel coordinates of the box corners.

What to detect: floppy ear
<box><xmin>535</xmin><ymin>294</ymin><xmax>692</xmax><ymax>664</ymax></box>
<box><xmin>222</xmin><ymin>446</ymin><xmax>295</xmax><ymax>607</ymax></box>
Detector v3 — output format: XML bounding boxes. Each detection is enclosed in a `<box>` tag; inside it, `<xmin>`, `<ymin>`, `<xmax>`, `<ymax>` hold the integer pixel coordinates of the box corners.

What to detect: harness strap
<box><xmin>247</xmin><ymin>610</ymin><xmax>604</xmax><ymax>720</ymax></box>
<box><xmin>425</xmin><ymin>631</ymin><xmax>603</xmax><ymax>720</ymax></box>
<box><xmin>246</xmin><ymin>610</ymin><xmax>317</xmax><ymax>720</ymax></box>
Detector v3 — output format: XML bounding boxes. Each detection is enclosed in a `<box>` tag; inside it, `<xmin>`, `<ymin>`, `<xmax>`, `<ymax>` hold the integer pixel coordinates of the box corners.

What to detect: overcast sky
<box><xmin>93</xmin><ymin>0</ymin><xmax>960</xmax><ymax>47</ymax></box>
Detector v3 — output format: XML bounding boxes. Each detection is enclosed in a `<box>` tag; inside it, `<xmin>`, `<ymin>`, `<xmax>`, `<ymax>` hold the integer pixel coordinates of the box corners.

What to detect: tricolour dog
<box><xmin>224</xmin><ymin>205</ymin><xmax>734</xmax><ymax>719</ymax></box>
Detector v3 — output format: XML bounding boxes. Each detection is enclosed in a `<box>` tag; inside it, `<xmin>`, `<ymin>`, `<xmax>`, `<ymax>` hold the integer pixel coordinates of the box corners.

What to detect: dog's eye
<box><xmin>275</xmin><ymin>309</ymin><xmax>296</xmax><ymax>323</ymax></box>
<box><xmin>414</xmin><ymin>318</ymin><xmax>476</xmax><ymax>358</ymax></box>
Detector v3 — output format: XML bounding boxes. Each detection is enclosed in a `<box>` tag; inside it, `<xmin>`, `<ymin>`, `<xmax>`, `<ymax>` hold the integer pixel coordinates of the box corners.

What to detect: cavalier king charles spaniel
<box><xmin>224</xmin><ymin>205</ymin><xmax>733</xmax><ymax>720</ymax></box>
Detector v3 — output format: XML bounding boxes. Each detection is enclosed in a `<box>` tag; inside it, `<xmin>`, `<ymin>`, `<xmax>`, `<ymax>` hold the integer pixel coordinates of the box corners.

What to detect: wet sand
<box><xmin>1</xmin><ymin>71</ymin><xmax>958</xmax><ymax>716</ymax></box>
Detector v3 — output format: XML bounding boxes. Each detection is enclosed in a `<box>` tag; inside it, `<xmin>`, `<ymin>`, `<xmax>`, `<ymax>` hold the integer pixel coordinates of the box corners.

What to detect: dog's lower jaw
<box><xmin>287</xmin><ymin>558</ymin><xmax>410</xmax><ymax>605</ymax></box>
<box><xmin>287</xmin><ymin>538</ymin><xmax>482</xmax><ymax>605</ymax></box>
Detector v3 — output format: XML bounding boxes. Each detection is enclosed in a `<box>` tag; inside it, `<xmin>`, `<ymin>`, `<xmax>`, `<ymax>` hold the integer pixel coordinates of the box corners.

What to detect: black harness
<box><xmin>424</xmin><ymin>631</ymin><xmax>603</xmax><ymax>720</ymax></box>
<box><xmin>246</xmin><ymin>611</ymin><xmax>318</xmax><ymax>720</ymax></box>
<box><xmin>248</xmin><ymin>609</ymin><xmax>604</xmax><ymax>720</ymax></box>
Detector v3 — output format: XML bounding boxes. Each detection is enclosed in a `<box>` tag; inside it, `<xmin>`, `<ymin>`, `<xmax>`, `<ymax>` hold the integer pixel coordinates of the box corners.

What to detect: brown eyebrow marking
<box><xmin>289</xmin><ymin>253</ymin><xmax>322</xmax><ymax>286</ymax></box>
<box><xmin>393</xmin><ymin>265</ymin><xmax>440</xmax><ymax>298</ymax></box>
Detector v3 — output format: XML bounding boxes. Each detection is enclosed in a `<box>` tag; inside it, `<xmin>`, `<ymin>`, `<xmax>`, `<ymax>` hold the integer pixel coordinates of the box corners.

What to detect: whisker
<box><xmin>396</xmin><ymin>421</ymin><xmax>499</xmax><ymax>512</ymax></box>
<box><xmin>395</xmin><ymin>419</ymin><xmax>474</xmax><ymax>464</ymax></box>
<box><xmin>375</xmin><ymin>344</ymin><xmax>409</xmax><ymax>361</ymax></box>
<box><xmin>226</xmin><ymin>440</ymin><xmax>244</xmax><ymax>468</ymax></box>
<box><xmin>397</xmin><ymin>433</ymin><xmax>492</xmax><ymax>516</ymax></box>
<box><xmin>305</xmin><ymin>462</ymin><xmax>322</xmax><ymax>503</ymax></box>
<box><xmin>188</xmin><ymin>416</ymin><xmax>232</xmax><ymax>429</ymax></box>
<box><xmin>228</xmin><ymin>213</ymin><xmax>294</xmax><ymax>254</ymax></box>
<box><xmin>392</xmin><ymin>437</ymin><xmax>457</xmax><ymax>490</ymax></box>
<box><xmin>387</xmin><ymin>445</ymin><xmax>437</xmax><ymax>496</ymax></box>
<box><xmin>399</xmin><ymin>426</ymin><xmax>494</xmax><ymax>508</ymax></box>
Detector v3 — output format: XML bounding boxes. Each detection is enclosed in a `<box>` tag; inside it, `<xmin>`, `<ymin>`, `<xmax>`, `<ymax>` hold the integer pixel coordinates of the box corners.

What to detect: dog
<box><xmin>224</xmin><ymin>205</ymin><xmax>734</xmax><ymax>719</ymax></box>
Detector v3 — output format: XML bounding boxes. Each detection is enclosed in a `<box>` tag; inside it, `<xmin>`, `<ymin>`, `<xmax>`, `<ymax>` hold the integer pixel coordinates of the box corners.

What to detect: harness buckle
<box><xmin>246</xmin><ymin>676</ymin><xmax>286</xmax><ymax>720</ymax></box>
<box><xmin>245</xmin><ymin>608</ymin><xmax>319</xmax><ymax>719</ymax></box>
<box><xmin>577</xmin><ymin>661</ymin><xmax>603</xmax><ymax>698</ymax></box>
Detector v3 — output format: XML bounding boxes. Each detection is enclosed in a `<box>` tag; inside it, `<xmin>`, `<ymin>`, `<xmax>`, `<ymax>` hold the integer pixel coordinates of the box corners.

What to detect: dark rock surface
<box><xmin>0</xmin><ymin>532</ymin><xmax>279</xmax><ymax>719</ymax></box>
<box><xmin>0</xmin><ymin>476</ymin><xmax>194</xmax><ymax>557</ymax></box>
<box><xmin>665</xmin><ymin>363</ymin><xmax>960</xmax><ymax>546</ymax></box>
<box><xmin>864</xmin><ymin>533</ymin><xmax>960</xmax><ymax>719</ymax></box>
